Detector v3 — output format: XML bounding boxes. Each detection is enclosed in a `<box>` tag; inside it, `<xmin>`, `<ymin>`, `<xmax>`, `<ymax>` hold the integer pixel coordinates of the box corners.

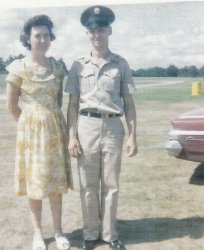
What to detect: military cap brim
<box><xmin>80</xmin><ymin>5</ymin><xmax>115</xmax><ymax>28</ymax></box>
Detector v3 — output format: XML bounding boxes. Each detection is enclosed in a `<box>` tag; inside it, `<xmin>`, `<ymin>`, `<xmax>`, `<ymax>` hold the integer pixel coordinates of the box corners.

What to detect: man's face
<box><xmin>86</xmin><ymin>26</ymin><xmax>112</xmax><ymax>49</ymax></box>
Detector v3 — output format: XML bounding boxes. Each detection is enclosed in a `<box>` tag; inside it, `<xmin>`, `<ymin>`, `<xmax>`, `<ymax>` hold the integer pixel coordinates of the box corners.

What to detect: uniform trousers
<box><xmin>77</xmin><ymin>115</ymin><xmax>125</xmax><ymax>242</ymax></box>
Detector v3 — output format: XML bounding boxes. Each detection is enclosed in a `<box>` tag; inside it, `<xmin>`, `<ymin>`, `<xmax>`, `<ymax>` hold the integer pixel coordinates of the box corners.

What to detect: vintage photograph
<box><xmin>1</xmin><ymin>0</ymin><xmax>204</xmax><ymax>249</ymax></box>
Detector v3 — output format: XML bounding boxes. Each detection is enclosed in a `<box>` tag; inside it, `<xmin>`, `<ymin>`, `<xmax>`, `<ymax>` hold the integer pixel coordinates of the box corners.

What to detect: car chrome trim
<box><xmin>169</xmin><ymin>130</ymin><xmax>204</xmax><ymax>136</ymax></box>
<box><xmin>186</xmin><ymin>136</ymin><xmax>204</xmax><ymax>142</ymax></box>
<box><xmin>179</xmin><ymin>115</ymin><xmax>204</xmax><ymax>119</ymax></box>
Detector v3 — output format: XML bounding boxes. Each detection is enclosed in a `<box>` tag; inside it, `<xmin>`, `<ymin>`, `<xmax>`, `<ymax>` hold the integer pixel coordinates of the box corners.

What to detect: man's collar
<box><xmin>83</xmin><ymin>50</ymin><xmax>118</xmax><ymax>64</ymax></box>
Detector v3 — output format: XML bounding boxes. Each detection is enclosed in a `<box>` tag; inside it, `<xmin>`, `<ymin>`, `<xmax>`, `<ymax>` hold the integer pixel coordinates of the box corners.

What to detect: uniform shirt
<box><xmin>65</xmin><ymin>51</ymin><xmax>136</xmax><ymax>115</ymax></box>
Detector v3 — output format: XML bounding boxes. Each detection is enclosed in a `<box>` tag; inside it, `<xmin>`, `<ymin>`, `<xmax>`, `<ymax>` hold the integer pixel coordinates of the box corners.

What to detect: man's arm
<box><xmin>123</xmin><ymin>94</ymin><xmax>138</xmax><ymax>157</ymax></box>
<box><xmin>67</xmin><ymin>94</ymin><xmax>81</xmax><ymax>157</ymax></box>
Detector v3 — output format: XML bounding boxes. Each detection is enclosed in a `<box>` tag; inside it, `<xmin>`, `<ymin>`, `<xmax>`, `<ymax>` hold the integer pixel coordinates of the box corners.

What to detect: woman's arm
<box><xmin>57</xmin><ymin>82</ymin><xmax>63</xmax><ymax>109</ymax></box>
<box><xmin>7</xmin><ymin>83</ymin><xmax>21</xmax><ymax>121</ymax></box>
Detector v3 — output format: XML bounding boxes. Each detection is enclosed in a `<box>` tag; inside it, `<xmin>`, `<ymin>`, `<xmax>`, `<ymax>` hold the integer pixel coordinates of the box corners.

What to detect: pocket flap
<box><xmin>104</xmin><ymin>69</ymin><xmax>120</xmax><ymax>78</ymax></box>
<box><xmin>80</xmin><ymin>69</ymin><xmax>95</xmax><ymax>77</ymax></box>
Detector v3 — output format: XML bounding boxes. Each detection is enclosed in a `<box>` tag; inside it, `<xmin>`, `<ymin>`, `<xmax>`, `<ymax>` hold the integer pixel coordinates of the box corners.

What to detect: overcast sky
<box><xmin>1</xmin><ymin>0</ymin><xmax>204</xmax><ymax>70</ymax></box>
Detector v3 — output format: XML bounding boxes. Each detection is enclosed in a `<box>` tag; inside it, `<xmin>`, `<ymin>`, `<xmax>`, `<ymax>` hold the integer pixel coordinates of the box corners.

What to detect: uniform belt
<box><xmin>80</xmin><ymin>111</ymin><xmax>121</xmax><ymax>118</ymax></box>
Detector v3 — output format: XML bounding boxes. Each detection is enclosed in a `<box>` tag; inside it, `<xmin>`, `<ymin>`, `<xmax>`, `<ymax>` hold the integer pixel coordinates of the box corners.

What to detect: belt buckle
<box><xmin>101</xmin><ymin>113</ymin><xmax>109</xmax><ymax>118</ymax></box>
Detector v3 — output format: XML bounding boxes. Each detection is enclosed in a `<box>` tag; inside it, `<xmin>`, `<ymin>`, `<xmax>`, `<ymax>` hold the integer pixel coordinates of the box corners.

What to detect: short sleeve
<box><xmin>56</xmin><ymin>59</ymin><xmax>67</xmax><ymax>81</ymax></box>
<box><xmin>120</xmin><ymin>60</ymin><xmax>136</xmax><ymax>95</ymax></box>
<box><xmin>6</xmin><ymin>59</ymin><xmax>24</xmax><ymax>88</ymax></box>
<box><xmin>64</xmin><ymin>61</ymin><xmax>80</xmax><ymax>95</ymax></box>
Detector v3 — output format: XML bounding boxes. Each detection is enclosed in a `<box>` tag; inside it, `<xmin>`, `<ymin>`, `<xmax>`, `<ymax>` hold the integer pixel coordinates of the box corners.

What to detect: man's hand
<box><xmin>123</xmin><ymin>94</ymin><xmax>137</xmax><ymax>157</ymax></box>
<box><xmin>68</xmin><ymin>138</ymin><xmax>81</xmax><ymax>157</ymax></box>
<box><xmin>125</xmin><ymin>136</ymin><xmax>138</xmax><ymax>157</ymax></box>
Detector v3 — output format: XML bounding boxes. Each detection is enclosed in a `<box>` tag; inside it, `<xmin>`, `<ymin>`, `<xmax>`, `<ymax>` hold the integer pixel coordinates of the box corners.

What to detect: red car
<box><xmin>166</xmin><ymin>107</ymin><xmax>204</xmax><ymax>162</ymax></box>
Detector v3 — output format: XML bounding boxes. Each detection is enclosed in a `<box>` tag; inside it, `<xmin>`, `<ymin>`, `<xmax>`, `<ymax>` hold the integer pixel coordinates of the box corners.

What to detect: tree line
<box><xmin>1</xmin><ymin>55</ymin><xmax>204</xmax><ymax>77</ymax></box>
<box><xmin>132</xmin><ymin>65</ymin><xmax>204</xmax><ymax>77</ymax></box>
<box><xmin>0</xmin><ymin>54</ymin><xmax>68</xmax><ymax>74</ymax></box>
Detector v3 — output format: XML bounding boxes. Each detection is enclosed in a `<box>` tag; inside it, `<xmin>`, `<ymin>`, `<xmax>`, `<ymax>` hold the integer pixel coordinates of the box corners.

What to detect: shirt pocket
<box><xmin>78</xmin><ymin>69</ymin><xmax>95</xmax><ymax>93</ymax></box>
<box><xmin>102</xmin><ymin>69</ymin><xmax>121</xmax><ymax>94</ymax></box>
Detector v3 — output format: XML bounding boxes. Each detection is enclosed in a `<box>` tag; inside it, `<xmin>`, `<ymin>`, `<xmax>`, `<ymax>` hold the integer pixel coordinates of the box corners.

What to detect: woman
<box><xmin>6</xmin><ymin>15</ymin><xmax>72</xmax><ymax>250</ymax></box>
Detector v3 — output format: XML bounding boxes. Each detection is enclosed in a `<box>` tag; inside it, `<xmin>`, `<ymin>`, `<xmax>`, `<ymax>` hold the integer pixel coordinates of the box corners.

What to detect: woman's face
<box><xmin>28</xmin><ymin>25</ymin><xmax>51</xmax><ymax>53</ymax></box>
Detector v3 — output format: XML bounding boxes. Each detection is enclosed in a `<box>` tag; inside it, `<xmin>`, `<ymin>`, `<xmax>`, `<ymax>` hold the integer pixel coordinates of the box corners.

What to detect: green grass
<box><xmin>2</xmin><ymin>74</ymin><xmax>204</xmax><ymax>249</ymax></box>
<box><xmin>2</xmin><ymin>74</ymin><xmax>204</xmax><ymax>104</ymax></box>
<box><xmin>133</xmin><ymin>77</ymin><xmax>204</xmax><ymax>104</ymax></box>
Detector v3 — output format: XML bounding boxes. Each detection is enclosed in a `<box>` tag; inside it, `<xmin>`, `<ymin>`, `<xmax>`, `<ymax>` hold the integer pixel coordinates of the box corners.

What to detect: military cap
<box><xmin>80</xmin><ymin>5</ymin><xmax>115</xmax><ymax>29</ymax></box>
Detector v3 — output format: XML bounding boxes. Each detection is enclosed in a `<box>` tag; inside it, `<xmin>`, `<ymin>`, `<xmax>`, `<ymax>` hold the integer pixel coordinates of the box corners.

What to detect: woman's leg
<box><xmin>49</xmin><ymin>194</ymin><xmax>63</xmax><ymax>235</ymax></box>
<box><xmin>29</xmin><ymin>199</ymin><xmax>45</xmax><ymax>248</ymax></box>
<box><xmin>49</xmin><ymin>194</ymin><xmax>70</xmax><ymax>249</ymax></box>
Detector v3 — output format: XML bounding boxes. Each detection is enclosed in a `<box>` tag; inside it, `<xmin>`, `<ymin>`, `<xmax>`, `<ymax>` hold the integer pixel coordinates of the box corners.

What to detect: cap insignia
<box><xmin>94</xmin><ymin>7</ymin><xmax>100</xmax><ymax>15</ymax></box>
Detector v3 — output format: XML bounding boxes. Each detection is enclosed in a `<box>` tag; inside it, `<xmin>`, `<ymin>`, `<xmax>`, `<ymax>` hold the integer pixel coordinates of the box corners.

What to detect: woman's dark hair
<box><xmin>20</xmin><ymin>15</ymin><xmax>56</xmax><ymax>50</ymax></box>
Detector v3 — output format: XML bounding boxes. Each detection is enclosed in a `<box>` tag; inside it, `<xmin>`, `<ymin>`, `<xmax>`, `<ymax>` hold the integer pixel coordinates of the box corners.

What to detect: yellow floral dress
<box><xmin>6</xmin><ymin>57</ymin><xmax>73</xmax><ymax>199</ymax></box>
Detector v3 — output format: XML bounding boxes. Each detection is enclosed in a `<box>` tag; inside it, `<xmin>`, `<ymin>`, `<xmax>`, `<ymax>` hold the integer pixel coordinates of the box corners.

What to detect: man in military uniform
<box><xmin>65</xmin><ymin>5</ymin><xmax>137</xmax><ymax>250</ymax></box>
